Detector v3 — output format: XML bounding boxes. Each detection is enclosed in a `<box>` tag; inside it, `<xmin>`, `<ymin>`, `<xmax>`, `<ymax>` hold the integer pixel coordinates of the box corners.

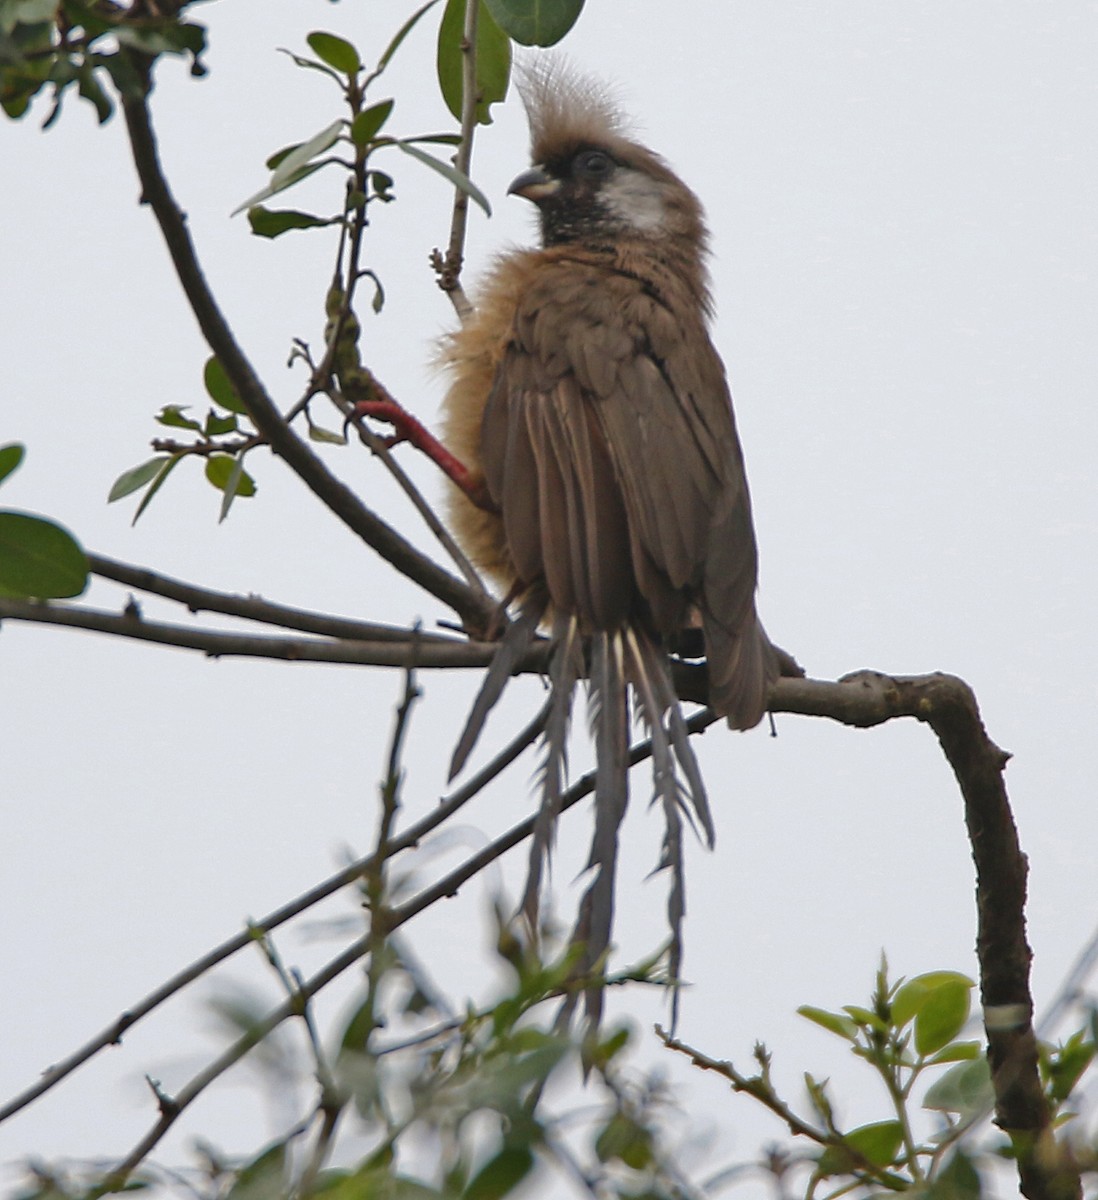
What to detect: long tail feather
<box><xmin>624</xmin><ymin>627</ymin><xmax>699</xmax><ymax>1029</ymax></box>
<box><xmin>573</xmin><ymin>629</ymin><xmax>630</xmax><ymax>1025</ymax></box>
<box><xmin>644</xmin><ymin>640</ymin><xmax>714</xmax><ymax>847</ymax></box>
<box><xmin>449</xmin><ymin>588</ymin><xmax>548</xmax><ymax>781</ymax></box>
<box><xmin>520</xmin><ymin>611</ymin><xmax>583</xmax><ymax>928</ymax></box>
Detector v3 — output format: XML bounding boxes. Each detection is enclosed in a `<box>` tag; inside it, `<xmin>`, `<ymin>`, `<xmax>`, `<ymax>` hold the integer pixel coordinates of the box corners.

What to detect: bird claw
<box><xmin>348</xmin><ymin>399</ymin><xmax>498</xmax><ymax>514</ymax></box>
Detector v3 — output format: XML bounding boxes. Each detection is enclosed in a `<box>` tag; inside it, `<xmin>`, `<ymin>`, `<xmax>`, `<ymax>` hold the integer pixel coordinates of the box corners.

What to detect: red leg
<box><xmin>351</xmin><ymin>398</ymin><xmax>498</xmax><ymax>514</ymax></box>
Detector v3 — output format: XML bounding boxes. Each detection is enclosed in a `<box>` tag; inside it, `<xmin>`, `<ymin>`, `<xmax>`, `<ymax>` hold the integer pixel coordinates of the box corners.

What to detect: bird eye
<box><xmin>574</xmin><ymin>149</ymin><xmax>614</xmax><ymax>179</ymax></box>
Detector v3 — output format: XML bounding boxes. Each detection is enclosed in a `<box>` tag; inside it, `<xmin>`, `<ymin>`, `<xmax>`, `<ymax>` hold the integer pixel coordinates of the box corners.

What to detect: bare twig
<box><xmin>87</xmin><ymin>552</ymin><xmax>458</xmax><ymax>644</ymax></box>
<box><xmin>434</xmin><ymin>0</ymin><xmax>480</xmax><ymax>318</ymax></box>
<box><xmin>0</xmin><ymin>597</ymin><xmax>515</xmax><ymax>669</ymax></box>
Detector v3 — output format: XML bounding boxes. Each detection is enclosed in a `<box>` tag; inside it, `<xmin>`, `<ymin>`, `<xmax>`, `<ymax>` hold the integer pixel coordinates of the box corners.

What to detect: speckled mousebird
<box><xmin>439</xmin><ymin>65</ymin><xmax>777</xmax><ymax>1014</ymax></box>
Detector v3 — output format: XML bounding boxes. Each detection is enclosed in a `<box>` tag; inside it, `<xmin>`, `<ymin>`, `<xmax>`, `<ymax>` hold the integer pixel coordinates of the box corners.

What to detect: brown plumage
<box><xmin>440</xmin><ymin>66</ymin><xmax>777</xmax><ymax>1018</ymax></box>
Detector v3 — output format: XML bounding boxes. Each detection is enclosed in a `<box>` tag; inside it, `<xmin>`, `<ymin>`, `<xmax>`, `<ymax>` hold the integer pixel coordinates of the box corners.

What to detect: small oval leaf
<box><xmin>892</xmin><ymin>971</ymin><xmax>974</xmax><ymax>1030</ymax></box>
<box><xmin>306</xmin><ymin>31</ymin><xmax>361</xmax><ymax>75</ymax></box>
<box><xmin>843</xmin><ymin>1119</ymin><xmax>903</xmax><ymax>1168</ymax></box>
<box><xmin>0</xmin><ymin>511</ymin><xmax>88</xmax><ymax>598</ymax></box>
<box><xmin>483</xmin><ymin>0</ymin><xmax>585</xmax><ymax>46</ymax></box>
<box><xmin>461</xmin><ymin>1146</ymin><xmax>534</xmax><ymax>1200</ymax></box>
<box><xmin>203</xmin><ymin>357</ymin><xmax>248</xmax><ymax>415</ymax></box>
<box><xmin>0</xmin><ymin>443</ymin><xmax>25</xmax><ymax>486</ymax></box>
<box><xmin>923</xmin><ymin>1058</ymin><xmax>993</xmax><ymax>1116</ymax></box>
<box><xmin>156</xmin><ymin>404</ymin><xmax>203</xmax><ymax>432</ymax></box>
<box><xmin>351</xmin><ymin>98</ymin><xmax>394</xmax><ymax>147</ymax></box>
<box><xmin>798</xmin><ymin>1005</ymin><xmax>859</xmax><ymax>1041</ymax></box>
<box><xmin>914</xmin><ymin>980</ymin><xmax>972</xmax><ymax>1056</ymax></box>
<box><xmin>109</xmin><ymin>457</ymin><xmax>170</xmax><ymax>502</ymax></box>
<box><xmin>247</xmin><ymin>206</ymin><xmax>337</xmax><ymax>239</ymax></box>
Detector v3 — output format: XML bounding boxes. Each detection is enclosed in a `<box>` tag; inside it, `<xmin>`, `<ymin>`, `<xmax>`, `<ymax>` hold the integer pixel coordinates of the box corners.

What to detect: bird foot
<box><xmin>349</xmin><ymin>399</ymin><xmax>498</xmax><ymax>514</ymax></box>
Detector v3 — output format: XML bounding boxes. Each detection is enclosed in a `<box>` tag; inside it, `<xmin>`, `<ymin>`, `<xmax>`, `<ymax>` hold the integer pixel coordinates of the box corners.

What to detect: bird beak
<box><xmin>507</xmin><ymin>165</ymin><xmax>561</xmax><ymax>203</ymax></box>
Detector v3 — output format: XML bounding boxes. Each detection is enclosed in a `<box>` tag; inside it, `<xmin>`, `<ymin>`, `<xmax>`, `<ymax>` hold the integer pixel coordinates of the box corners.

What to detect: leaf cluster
<box><xmin>0</xmin><ymin>0</ymin><xmax>206</xmax><ymax>125</ymax></box>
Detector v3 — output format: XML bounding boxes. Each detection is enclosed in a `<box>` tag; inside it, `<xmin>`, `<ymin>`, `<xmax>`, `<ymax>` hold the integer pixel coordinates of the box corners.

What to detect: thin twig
<box><xmin>0</xmin><ymin>598</ymin><xmax>514</xmax><ymax>669</ymax></box>
<box><xmin>434</xmin><ymin>0</ymin><xmax>479</xmax><ymax>318</ymax></box>
<box><xmin>657</xmin><ymin>1029</ymin><xmax>908</xmax><ymax>1192</ymax></box>
<box><xmin>87</xmin><ymin>553</ymin><xmax>459</xmax><ymax>644</ymax></box>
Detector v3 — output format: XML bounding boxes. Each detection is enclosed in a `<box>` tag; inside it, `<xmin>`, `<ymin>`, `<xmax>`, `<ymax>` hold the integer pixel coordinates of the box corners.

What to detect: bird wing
<box><xmin>481</xmin><ymin>255</ymin><xmax>760</xmax><ymax>641</ymax></box>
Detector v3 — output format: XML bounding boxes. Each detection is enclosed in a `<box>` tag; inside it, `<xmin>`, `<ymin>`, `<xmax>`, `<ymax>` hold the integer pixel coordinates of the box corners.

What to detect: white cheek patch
<box><xmin>602</xmin><ymin>171</ymin><xmax>668</xmax><ymax>232</ymax></box>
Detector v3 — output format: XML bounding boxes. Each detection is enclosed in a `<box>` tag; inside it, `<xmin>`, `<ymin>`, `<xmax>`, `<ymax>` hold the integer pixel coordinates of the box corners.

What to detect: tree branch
<box><xmin>117</xmin><ymin>81</ymin><xmax>492</xmax><ymax>631</ymax></box>
<box><xmin>0</xmin><ymin>597</ymin><xmax>508</xmax><ymax>668</ymax></box>
<box><xmin>432</xmin><ymin>0</ymin><xmax>479</xmax><ymax>318</ymax></box>
<box><xmin>87</xmin><ymin>552</ymin><xmax>458</xmax><ymax>644</ymax></box>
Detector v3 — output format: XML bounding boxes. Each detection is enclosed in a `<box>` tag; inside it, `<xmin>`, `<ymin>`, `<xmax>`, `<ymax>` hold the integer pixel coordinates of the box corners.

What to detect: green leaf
<box><xmin>929</xmin><ymin>1040</ymin><xmax>982</xmax><ymax>1064</ymax></box>
<box><xmin>923</xmin><ymin>1058</ymin><xmax>993</xmax><ymax>1117</ymax></box>
<box><xmin>205</xmin><ymin>455</ymin><xmax>256</xmax><ymax>519</ymax></box>
<box><xmin>482</xmin><ymin>0</ymin><xmax>584</xmax><ymax>46</ymax></box>
<box><xmin>403</xmin><ymin>132</ymin><xmax>463</xmax><ymax>146</ymax></box>
<box><xmin>393</xmin><ymin>139</ymin><xmax>491</xmax><ymax>215</ymax></box>
<box><xmin>75</xmin><ymin>60</ymin><xmax>112</xmax><ymax>123</ymax></box>
<box><xmin>377</xmin><ymin>0</ymin><xmax>441</xmax><ymax>72</ymax></box>
<box><xmin>437</xmin><ymin>0</ymin><xmax>511</xmax><ymax>125</ymax></box>
<box><xmin>0</xmin><ymin>511</ymin><xmax>87</xmax><ymax>598</ymax></box>
<box><xmin>0</xmin><ymin>442</ymin><xmax>25</xmax><ymax>486</ymax></box>
<box><xmin>0</xmin><ymin>0</ymin><xmax>57</xmax><ymax>35</ymax></box>
<box><xmin>306</xmin><ymin>31</ymin><xmax>360</xmax><ymax>75</ymax></box>
<box><xmin>892</xmin><ymin>971</ymin><xmax>974</xmax><ymax>1031</ymax></box>
<box><xmin>270</xmin><ymin>120</ymin><xmax>344</xmax><ymax>188</ymax></box>
<box><xmin>798</xmin><ymin>1005</ymin><xmax>859</xmax><ymax>1041</ymax></box>
<box><xmin>224</xmin><ymin>1139</ymin><xmax>287</xmax><ymax>1200</ymax></box>
<box><xmin>203</xmin><ymin>356</ymin><xmax>248</xmax><ymax>415</ymax></box>
<box><xmin>594</xmin><ymin>1113</ymin><xmax>652</xmax><ymax>1169</ymax></box>
<box><xmin>233</xmin><ymin>120</ymin><xmax>343</xmax><ymax>214</ymax></box>
<box><xmin>112</xmin><ymin>20</ymin><xmax>206</xmax><ymax>74</ymax></box>
<box><xmin>843</xmin><ymin>1120</ymin><xmax>903</xmax><ymax>1168</ymax></box>
<box><xmin>247</xmin><ymin>206</ymin><xmax>338</xmax><ymax>239</ymax></box>
<box><xmin>803</xmin><ymin>1072</ymin><xmax>835</xmax><ymax>1126</ymax></box>
<box><xmin>924</xmin><ymin>1147</ymin><xmax>983</xmax><ymax>1199</ymax></box>
<box><xmin>276</xmin><ymin>48</ymin><xmax>342</xmax><ymax>84</ymax></box>
<box><xmin>156</xmin><ymin>404</ymin><xmax>203</xmax><ymax>432</ymax></box>
<box><xmin>914</xmin><ymin>980</ymin><xmax>971</xmax><ymax>1056</ymax></box>
<box><xmin>204</xmin><ymin>411</ymin><xmax>237</xmax><ymax>437</ymax></box>
<box><xmin>844</xmin><ymin>1004</ymin><xmax>889</xmax><ymax>1034</ymax></box>
<box><xmin>308</xmin><ymin>421</ymin><xmax>347</xmax><ymax>446</ymax></box>
<box><xmin>264</xmin><ymin>142</ymin><xmax>301</xmax><ymax>171</ymax></box>
<box><xmin>1043</xmin><ymin>1032</ymin><xmax>1096</xmax><ymax>1103</ymax></box>
<box><xmin>371</xmin><ymin>169</ymin><xmax>394</xmax><ymax>201</ymax></box>
<box><xmin>461</xmin><ymin>1146</ymin><xmax>534</xmax><ymax>1200</ymax></box>
<box><xmin>350</xmin><ymin>98</ymin><xmax>394</xmax><ymax>148</ymax></box>
<box><xmin>131</xmin><ymin>454</ymin><xmax>182</xmax><ymax>525</ymax></box>
<box><xmin>108</xmin><ymin>456</ymin><xmax>170</xmax><ymax>502</ymax></box>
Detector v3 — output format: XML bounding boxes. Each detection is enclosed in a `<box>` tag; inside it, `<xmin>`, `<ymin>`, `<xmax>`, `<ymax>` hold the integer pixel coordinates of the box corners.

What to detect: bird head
<box><xmin>509</xmin><ymin>63</ymin><xmax>708</xmax><ymax>259</ymax></box>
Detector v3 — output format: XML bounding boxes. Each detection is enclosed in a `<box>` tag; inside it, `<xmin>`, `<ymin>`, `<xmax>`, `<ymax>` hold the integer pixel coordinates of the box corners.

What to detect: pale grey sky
<box><xmin>2</xmin><ymin>1</ymin><xmax>1096</xmax><ymax>1191</ymax></box>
